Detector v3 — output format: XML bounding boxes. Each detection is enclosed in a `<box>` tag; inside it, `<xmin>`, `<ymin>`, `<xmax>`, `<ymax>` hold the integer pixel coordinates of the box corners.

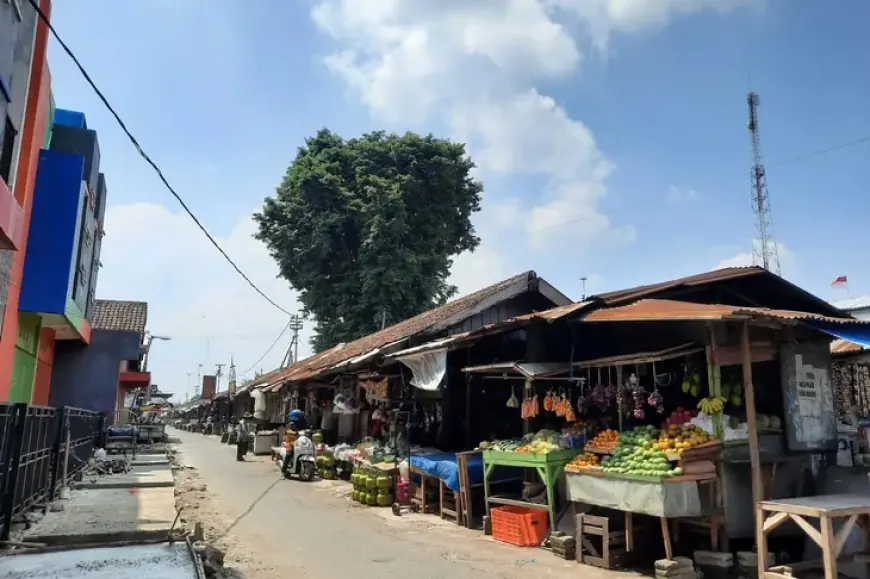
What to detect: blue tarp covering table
<box><xmin>409</xmin><ymin>452</ymin><xmax>509</xmax><ymax>492</ymax></box>
<box><xmin>410</xmin><ymin>452</ymin><xmax>472</xmax><ymax>492</ymax></box>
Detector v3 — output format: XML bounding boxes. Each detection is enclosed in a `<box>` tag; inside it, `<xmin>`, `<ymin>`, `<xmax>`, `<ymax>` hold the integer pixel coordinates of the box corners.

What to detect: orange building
<box><xmin>0</xmin><ymin>0</ymin><xmax>52</xmax><ymax>401</ymax></box>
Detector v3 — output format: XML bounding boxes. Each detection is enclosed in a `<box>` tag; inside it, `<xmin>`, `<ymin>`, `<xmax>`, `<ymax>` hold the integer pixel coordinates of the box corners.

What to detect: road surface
<box><xmin>172</xmin><ymin>429</ymin><xmax>635</xmax><ymax>579</ymax></box>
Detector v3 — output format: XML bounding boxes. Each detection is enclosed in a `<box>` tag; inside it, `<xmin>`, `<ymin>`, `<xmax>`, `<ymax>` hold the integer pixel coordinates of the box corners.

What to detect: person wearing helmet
<box><xmin>281</xmin><ymin>409</ymin><xmax>309</xmax><ymax>473</ymax></box>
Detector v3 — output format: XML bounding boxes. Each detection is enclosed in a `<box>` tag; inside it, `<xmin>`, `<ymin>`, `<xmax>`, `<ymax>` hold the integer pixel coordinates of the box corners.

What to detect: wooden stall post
<box><xmin>740</xmin><ymin>321</ymin><xmax>766</xmax><ymax>578</ymax></box>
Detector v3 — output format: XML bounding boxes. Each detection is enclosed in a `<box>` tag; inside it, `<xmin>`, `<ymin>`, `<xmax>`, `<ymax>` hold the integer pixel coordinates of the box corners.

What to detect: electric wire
<box><xmin>238</xmin><ymin>319</ymin><xmax>293</xmax><ymax>377</ymax></box>
<box><xmin>26</xmin><ymin>0</ymin><xmax>292</xmax><ymax>316</ymax></box>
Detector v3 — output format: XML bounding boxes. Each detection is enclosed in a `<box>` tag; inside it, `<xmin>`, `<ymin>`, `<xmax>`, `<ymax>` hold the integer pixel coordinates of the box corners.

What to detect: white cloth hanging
<box><xmin>398</xmin><ymin>349</ymin><xmax>446</xmax><ymax>391</ymax></box>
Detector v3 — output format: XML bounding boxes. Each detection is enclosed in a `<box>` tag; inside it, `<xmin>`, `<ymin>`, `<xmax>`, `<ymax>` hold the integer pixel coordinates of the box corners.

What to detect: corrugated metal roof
<box><xmin>831</xmin><ymin>339</ymin><xmax>868</xmax><ymax>355</ymax></box>
<box><xmin>593</xmin><ymin>266</ymin><xmax>846</xmax><ymax>318</ymax></box>
<box><xmin>593</xmin><ymin>267</ymin><xmax>762</xmax><ymax>304</ymax></box>
<box><xmin>251</xmin><ymin>271</ymin><xmax>547</xmax><ymax>384</ymax></box>
<box><xmin>582</xmin><ymin>299</ymin><xmax>870</xmax><ymax>325</ymax></box>
<box><xmin>831</xmin><ymin>295</ymin><xmax>870</xmax><ymax>312</ymax></box>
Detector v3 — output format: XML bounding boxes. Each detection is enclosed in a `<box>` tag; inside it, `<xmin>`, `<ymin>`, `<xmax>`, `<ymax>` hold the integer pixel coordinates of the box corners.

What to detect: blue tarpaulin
<box><xmin>803</xmin><ymin>320</ymin><xmax>870</xmax><ymax>348</ymax></box>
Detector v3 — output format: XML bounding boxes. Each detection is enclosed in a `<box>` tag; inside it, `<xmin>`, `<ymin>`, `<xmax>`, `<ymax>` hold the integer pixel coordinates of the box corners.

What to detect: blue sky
<box><xmin>46</xmin><ymin>1</ymin><xmax>870</xmax><ymax>400</ymax></box>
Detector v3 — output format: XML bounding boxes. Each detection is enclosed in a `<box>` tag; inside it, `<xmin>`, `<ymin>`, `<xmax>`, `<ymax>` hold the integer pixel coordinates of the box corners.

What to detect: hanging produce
<box><xmin>681</xmin><ymin>361</ymin><xmax>703</xmax><ymax>397</ymax></box>
<box><xmin>697</xmin><ymin>396</ymin><xmax>727</xmax><ymax>414</ymax></box>
<box><xmin>544</xmin><ymin>390</ymin><xmax>555</xmax><ymax>411</ymax></box>
<box><xmin>521</xmin><ymin>395</ymin><xmax>540</xmax><ymax>419</ymax></box>
<box><xmin>506</xmin><ymin>386</ymin><xmax>520</xmax><ymax>409</ymax></box>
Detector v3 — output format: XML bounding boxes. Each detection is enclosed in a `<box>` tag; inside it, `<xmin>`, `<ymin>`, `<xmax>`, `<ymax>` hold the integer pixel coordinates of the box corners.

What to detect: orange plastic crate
<box><xmin>490</xmin><ymin>505</ymin><xmax>549</xmax><ymax>547</ymax></box>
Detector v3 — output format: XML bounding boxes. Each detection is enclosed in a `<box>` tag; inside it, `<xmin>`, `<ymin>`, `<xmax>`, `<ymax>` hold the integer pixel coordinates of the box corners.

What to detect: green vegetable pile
<box><xmin>600</xmin><ymin>426</ymin><xmax>683</xmax><ymax>479</ymax></box>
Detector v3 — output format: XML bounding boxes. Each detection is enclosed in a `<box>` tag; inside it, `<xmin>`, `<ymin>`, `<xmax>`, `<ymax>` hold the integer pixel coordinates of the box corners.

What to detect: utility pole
<box><xmin>747</xmin><ymin>92</ymin><xmax>781</xmax><ymax>275</ymax></box>
<box><xmin>281</xmin><ymin>314</ymin><xmax>304</xmax><ymax>368</ymax></box>
<box><xmin>215</xmin><ymin>364</ymin><xmax>225</xmax><ymax>392</ymax></box>
<box><xmin>228</xmin><ymin>356</ymin><xmax>237</xmax><ymax>395</ymax></box>
<box><xmin>195</xmin><ymin>364</ymin><xmax>203</xmax><ymax>398</ymax></box>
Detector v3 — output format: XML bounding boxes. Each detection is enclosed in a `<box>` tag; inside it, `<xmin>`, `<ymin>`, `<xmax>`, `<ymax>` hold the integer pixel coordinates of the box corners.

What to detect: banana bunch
<box><xmin>697</xmin><ymin>396</ymin><xmax>727</xmax><ymax>414</ymax></box>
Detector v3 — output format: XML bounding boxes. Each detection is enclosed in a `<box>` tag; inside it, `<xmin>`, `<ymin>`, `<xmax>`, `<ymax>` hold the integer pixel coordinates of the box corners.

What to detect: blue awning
<box><xmin>803</xmin><ymin>320</ymin><xmax>870</xmax><ymax>348</ymax></box>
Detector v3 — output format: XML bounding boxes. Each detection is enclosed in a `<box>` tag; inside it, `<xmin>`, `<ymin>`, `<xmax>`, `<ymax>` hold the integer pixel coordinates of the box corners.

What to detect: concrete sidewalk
<box><xmin>23</xmin><ymin>453</ymin><xmax>179</xmax><ymax>546</ymax></box>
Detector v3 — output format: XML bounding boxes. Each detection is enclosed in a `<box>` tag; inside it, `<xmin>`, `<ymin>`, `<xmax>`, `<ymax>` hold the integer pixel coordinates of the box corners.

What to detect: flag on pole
<box><xmin>831</xmin><ymin>275</ymin><xmax>848</xmax><ymax>287</ymax></box>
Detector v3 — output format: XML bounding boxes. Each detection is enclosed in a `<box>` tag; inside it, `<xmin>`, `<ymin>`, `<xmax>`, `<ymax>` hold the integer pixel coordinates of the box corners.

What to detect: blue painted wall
<box><xmin>50</xmin><ymin>329</ymin><xmax>141</xmax><ymax>413</ymax></box>
<box><xmin>53</xmin><ymin>108</ymin><xmax>87</xmax><ymax>129</ymax></box>
<box><xmin>20</xmin><ymin>150</ymin><xmax>86</xmax><ymax>315</ymax></box>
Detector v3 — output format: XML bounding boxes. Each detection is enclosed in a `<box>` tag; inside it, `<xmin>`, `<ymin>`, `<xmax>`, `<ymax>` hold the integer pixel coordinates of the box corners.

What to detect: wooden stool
<box><xmin>576</xmin><ymin>514</ymin><xmax>629</xmax><ymax>569</ymax></box>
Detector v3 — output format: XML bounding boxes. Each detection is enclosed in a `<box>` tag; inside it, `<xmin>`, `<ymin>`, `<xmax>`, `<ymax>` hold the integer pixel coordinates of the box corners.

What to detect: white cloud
<box><xmin>311</xmin><ymin>0</ymin><xmax>749</xmax><ymax>256</ymax></box>
<box><xmin>715</xmin><ymin>240</ymin><xmax>797</xmax><ymax>278</ymax></box>
<box><xmin>666</xmin><ymin>186</ymin><xmax>697</xmax><ymax>204</ymax></box>
<box><xmin>551</xmin><ymin>0</ymin><xmax>756</xmax><ymax>50</ymax></box>
<box><xmin>98</xmin><ymin>203</ymin><xmax>315</xmax><ymax>399</ymax></box>
<box><xmin>88</xmin><ymin>0</ymin><xmax>755</xmax><ymax>401</ymax></box>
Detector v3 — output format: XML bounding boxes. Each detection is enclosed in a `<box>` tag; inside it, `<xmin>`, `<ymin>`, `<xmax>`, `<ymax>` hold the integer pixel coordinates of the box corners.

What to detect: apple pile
<box><xmin>662</xmin><ymin>407</ymin><xmax>698</xmax><ymax>427</ymax></box>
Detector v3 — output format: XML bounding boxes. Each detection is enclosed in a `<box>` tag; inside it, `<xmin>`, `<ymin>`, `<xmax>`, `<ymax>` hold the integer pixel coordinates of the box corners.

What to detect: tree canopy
<box><xmin>254</xmin><ymin>129</ymin><xmax>483</xmax><ymax>352</ymax></box>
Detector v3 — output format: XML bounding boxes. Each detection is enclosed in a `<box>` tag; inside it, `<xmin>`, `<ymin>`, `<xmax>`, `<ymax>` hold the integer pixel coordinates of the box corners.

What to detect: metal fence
<box><xmin>0</xmin><ymin>403</ymin><xmax>104</xmax><ymax>539</ymax></box>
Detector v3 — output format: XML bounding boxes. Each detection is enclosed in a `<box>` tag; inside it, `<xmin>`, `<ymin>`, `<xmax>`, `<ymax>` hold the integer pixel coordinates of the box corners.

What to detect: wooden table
<box><xmin>756</xmin><ymin>494</ymin><xmax>870</xmax><ymax>579</ymax></box>
<box><xmin>483</xmin><ymin>449</ymin><xmax>578</xmax><ymax>531</ymax></box>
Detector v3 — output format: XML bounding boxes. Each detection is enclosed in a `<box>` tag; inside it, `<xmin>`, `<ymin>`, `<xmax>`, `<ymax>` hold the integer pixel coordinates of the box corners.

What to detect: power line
<box><xmin>27</xmin><ymin>0</ymin><xmax>292</xmax><ymax>316</ymax></box>
<box><xmin>239</xmin><ymin>319</ymin><xmax>294</xmax><ymax>377</ymax></box>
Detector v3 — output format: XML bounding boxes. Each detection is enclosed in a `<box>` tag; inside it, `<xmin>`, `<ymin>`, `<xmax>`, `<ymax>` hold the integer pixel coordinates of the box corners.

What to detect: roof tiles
<box><xmin>92</xmin><ymin>299</ymin><xmax>148</xmax><ymax>335</ymax></box>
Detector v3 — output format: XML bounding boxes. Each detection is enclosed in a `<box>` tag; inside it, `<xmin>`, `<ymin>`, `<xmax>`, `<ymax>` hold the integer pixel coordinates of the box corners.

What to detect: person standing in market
<box><xmin>236</xmin><ymin>413</ymin><xmax>252</xmax><ymax>461</ymax></box>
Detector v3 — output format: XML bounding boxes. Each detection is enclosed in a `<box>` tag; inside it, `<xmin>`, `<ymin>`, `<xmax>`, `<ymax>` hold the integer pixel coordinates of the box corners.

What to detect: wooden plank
<box><xmin>486</xmin><ymin>496</ymin><xmax>549</xmax><ymax>510</ymax></box>
<box><xmin>788</xmin><ymin>514</ymin><xmax>822</xmax><ymax>547</ymax></box>
<box><xmin>834</xmin><ymin>514</ymin><xmax>858</xmax><ymax>558</ymax></box>
<box><xmin>820</xmin><ymin>515</ymin><xmax>836</xmax><ymax>579</ymax></box>
<box><xmin>763</xmin><ymin>511</ymin><xmax>790</xmax><ymax>533</ymax></box>
<box><xmin>742</xmin><ymin>321</ymin><xmax>765</xmax><ymax>579</ymax></box>
<box><xmin>758</xmin><ymin>494</ymin><xmax>870</xmax><ymax>518</ymax></box>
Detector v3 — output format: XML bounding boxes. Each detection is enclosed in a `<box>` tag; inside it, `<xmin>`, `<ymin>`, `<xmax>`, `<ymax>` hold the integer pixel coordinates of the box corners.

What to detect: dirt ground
<box><xmin>173</xmin><ymin>463</ymin><xmax>283</xmax><ymax>578</ymax></box>
<box><xmin>170</xmin><ymin>430</ymin><xmax>641</xmax><ymax>579</ymax></box>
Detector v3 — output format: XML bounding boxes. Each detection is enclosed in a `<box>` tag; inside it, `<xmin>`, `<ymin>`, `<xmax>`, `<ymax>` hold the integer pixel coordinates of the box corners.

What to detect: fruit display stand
<box><xmin>565</xmin><ymin>426</ymin><xmax>724</xmax><ymax>560</ymax></box>
<box><xmin>564</xmin><ymin>469</ymin><xmax>718</xmax><ymax>560</ymax></box>
<box><xmin>482</xmin><ymin>448</ymin><xmax>579</xmax><ymax>532</ymax></box>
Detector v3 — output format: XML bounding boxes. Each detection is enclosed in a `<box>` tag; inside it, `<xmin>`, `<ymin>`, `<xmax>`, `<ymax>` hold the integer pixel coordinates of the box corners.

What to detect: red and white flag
<box><xmin>831</xmin><ymin>275</ymin><xmax>848</xmax><ymax>287</ymax></box>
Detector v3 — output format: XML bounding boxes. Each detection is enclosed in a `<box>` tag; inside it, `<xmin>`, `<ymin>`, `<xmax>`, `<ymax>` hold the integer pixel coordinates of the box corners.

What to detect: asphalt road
<box><xmin>172</xmin><ymin>429</ymin><xmax>633</xmax><ymax>579</ymax></box>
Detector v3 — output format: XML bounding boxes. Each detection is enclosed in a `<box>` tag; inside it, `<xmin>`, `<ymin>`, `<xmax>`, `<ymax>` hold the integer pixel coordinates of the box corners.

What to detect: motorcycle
<box><xmin>280</xmin><ymin>429</ymin><xmax>317</xmax><ymax>481</ymax></box>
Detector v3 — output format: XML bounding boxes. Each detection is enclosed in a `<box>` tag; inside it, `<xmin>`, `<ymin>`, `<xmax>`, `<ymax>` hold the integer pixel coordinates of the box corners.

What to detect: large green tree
<box><xmin>254</xmin><ymin>129</ymin><xmax>483</xmax><ymax>352</ymax></box>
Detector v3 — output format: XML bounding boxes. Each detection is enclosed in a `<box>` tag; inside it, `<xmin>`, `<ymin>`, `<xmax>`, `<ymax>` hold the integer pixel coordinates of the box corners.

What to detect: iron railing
<box><xmin>0</xmin><ymin>403</ymin><xmax>104</xmax><ymax>539</ymax></box>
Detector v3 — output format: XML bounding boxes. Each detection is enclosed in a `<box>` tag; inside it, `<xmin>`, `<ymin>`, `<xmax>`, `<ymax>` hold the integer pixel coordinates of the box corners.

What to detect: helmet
<box><xmin>288</xmin><ymin>409</ymin><xmax>304</xmax><ymax>422</ymax></box>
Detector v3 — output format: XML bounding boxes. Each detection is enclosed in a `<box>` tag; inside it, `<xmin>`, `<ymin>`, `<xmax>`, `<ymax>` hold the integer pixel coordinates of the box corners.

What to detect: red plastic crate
<box><xmin>490</xmin><ymin>505</ymin><xmax>549</xmax><ymax>547</ymax></box>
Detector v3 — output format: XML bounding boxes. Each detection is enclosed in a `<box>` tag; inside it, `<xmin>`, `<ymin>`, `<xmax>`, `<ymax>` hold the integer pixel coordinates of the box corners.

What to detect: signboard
<box><xmin>780</xmin><ymin>342</ymin><xmax>836</xmax><ymax>452</ymax></box>
<box><xmin>202</xmin><ymin>375</ymin><xmax>216</xmax><ymax>401</ymax></box>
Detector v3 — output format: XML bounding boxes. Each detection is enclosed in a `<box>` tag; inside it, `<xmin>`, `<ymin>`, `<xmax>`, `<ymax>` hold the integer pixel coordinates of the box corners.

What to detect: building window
<box><xmin>0</xmin><ymin>115</ymin><xmax>16</xmax><ymax>186</ymax></box>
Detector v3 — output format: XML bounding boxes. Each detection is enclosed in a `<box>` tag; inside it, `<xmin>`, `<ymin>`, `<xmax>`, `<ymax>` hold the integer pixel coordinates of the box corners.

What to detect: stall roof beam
<box><xmin>462</xmin><ymin>361</ymin><xmax>571</xmax><ymax>378</ymax></box>
<box><xmin>572</xmin><ymin>343</ymin><xmax>704</xmax><ymax>369</ymax></box>
<box><xmin>579</xmin><ymin>299</ymin><xmax>870</xmax><ymax>326</ymax></box>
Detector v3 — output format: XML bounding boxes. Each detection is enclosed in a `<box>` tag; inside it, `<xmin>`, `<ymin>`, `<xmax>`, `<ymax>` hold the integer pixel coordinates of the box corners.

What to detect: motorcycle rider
<box><xmin>281</xmin><ymin>409</ymin><xmax>308</xmax><ymax>473</ymax></box>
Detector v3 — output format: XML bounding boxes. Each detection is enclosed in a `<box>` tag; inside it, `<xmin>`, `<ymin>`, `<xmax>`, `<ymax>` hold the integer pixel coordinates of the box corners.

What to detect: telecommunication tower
<box><xmin>747</xmin><ymin>92</ymin><xmax>781</xmax><ymax>275</ymax></box>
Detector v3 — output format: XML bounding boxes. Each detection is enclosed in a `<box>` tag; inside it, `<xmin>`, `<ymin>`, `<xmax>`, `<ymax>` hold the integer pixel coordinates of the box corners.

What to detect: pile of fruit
<box><xmin>478</xmin><ymin>431</ymin><xmax>563</xmax><ymax>454</ymax></box>
<box><xmin>566</xmin><ymin>452</ymin><xmax>601</xmax><ymax>471</ymax></box>
<box><xmin>515</xmin><ymin>439</ymin><xmax>560</xmax><ymax>454</ymax></box>
<box><xmin>600</xmin><ymin>426</ymin><xmax>683</xmax><ymax>479</ymax></box>
<box><xmin>662</xmin><ymin>407</ymin><xmax>698</xmax><ymax>426</ymax></box>
<box><xmin>655</xmin><ymin>423</ymin><xmax>716</xmax><ymax>454</ymax></box>
<box><xmin>586</xmin><ymin>429</ymin><xmax>620</xmax><ymax>451</ymax></box>
<box><xmin>757</xmin><ymin>414</ymin><xmax>783</xmax><ymax>430</ymax></box>
<box><xmin>351</xmin><ymin>469</ymin><xmax>393</xmax><ymax>507</ymax></box>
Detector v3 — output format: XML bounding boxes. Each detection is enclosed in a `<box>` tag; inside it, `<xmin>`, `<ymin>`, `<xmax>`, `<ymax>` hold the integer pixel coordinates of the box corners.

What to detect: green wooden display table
<box><xmin>483</xmin><ymin>448</ymin><xmax>579</xmax><ymax>531</ymax></box>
